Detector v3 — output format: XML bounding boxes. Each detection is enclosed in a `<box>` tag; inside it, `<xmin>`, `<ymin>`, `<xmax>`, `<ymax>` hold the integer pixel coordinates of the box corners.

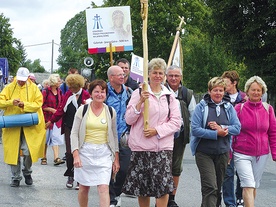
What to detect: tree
<box><xmin>104</xmin><ymin>0</ymin><xmax>213</xmax><ymax>61</ymax></box>
<box><xmin>57</xmin><ymin>0</ymin><xmax>245</xmax><ymax>92</ymax></box>
<box><xmin>100</xmin><ymin>0</ymin><xmax>244</xmax><ymax>90</ymax></box>
<box><xmin>206</xmin><ymin>0</ymin><xmax>276</xmax><ymax>92</ymax></box>
<box><xmin>57</xmin><ymin>11</ymin><xmax>92</xmax><ymax>76</ymax></box>
<box><xmin>0</xmin><ymin>13</ymin><xmax>25</xmax><ymax>75</ymax></box>
<box><xmin>24</xmin><ymin>59</ymin><xmax>46</xmax><ymax>73</ymax></box>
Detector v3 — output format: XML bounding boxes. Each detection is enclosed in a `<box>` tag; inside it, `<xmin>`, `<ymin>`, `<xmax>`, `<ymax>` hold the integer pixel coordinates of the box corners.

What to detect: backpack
<box><xmin>106</xmin><ymin>86</ymin><xmax>133</xmax><ymax>106</ymax></box>
<box><xmin>82</xmin><ymin>104</ymin><xmax>113</xmax><ymax>118</ymax></box>
<box><xmin>240</xmin><ymin>102</ymin><xmax>269</xmax><ymax>113</ymax></box>
<box><xmin>139</xmin><ymin>87</ymin><xmax>171</xmax><ymax>118</ymax></box>
<box><xmin>44</xmin><ymin>88</ymin><xmax>50</xmax><ymax>100</ymax></box>
<box><xmin>42</xmin><ymin>88</ymin><xmax>62</xmax><ymax>107</ymax></box>
<box><xmin>179</xmin><ymin>86</ymin><xmax>193</xmax><ymax>107</ymax></box>
<box><xmin>176</xmin><ymin>86</ymin><xmax>193</xmax><ymax>143</ymax></box>
<box><xmin>139</xmin><ymin>87</ymin><xmax>180</xmax><ymax>138</ymax></box>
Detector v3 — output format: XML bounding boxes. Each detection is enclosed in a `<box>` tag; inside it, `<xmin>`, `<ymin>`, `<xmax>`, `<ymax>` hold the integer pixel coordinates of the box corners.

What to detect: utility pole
<box><xmin>51</xmin><ymin>39</ymin><xmax>54</xmax><ymax>73</ymax></box>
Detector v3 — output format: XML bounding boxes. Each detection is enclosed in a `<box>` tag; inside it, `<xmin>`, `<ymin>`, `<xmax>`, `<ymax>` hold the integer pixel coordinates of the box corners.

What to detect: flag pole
<box><xmin>109</xmin><ymin>42</ymin><xmax>113</xmax><ymax>66</ymax></box>
<box><xmin>140</xmin><ymin>0</ymin><xmax>149</xmax><ymax>129</ymax></box>
<box><xmin>167</xmin><ymin>16</ymin><xmax>186</xmax><ymax>67</ymax></box>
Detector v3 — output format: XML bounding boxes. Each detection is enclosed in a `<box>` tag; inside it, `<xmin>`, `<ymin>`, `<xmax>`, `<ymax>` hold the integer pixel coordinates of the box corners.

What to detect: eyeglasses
<box><xmin>167</xmin><ymin>74</ymin><xmax>181</xmax><ymax>78</ymax></box>
<box><xmin>112</xmin><ymin>74</ymin><xmax>125</xmax><ymax>77</ymax></box>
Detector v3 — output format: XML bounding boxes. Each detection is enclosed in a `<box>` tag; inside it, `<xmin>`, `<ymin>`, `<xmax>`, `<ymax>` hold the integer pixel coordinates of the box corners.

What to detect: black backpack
<box><xmin>177</xmin><ymin>86</ymin><xmax>193</xmax><ymax>143</ymax></box>
<box><xmin>139</xmin><ymin>87</ymin><xmax>171</xmax><ymax>118</ymax></box>
<box><xmin>82</xmin><ymin>104</ymin><xmax>113</xmax><ymax>118</ymax></box>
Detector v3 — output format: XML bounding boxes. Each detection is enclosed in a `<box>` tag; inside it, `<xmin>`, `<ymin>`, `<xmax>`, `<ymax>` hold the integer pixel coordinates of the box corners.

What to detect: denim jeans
<box><xmin>222</xmin><ymin>158</ymin><xmax>243</xmax><ymax>206</ymax></box>
<box><xmin>222</xmin><ymin>158</ymin><xmax>235</xmax><ymax>206</ymax></box>
<box><xmin>235</xmin><ymin>173</ymin><xmax>243</xmax><ymax>200</ymax></box>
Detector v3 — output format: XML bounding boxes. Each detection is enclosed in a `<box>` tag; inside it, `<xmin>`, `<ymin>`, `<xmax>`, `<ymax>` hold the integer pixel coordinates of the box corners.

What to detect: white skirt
<box><xmin>46</xmin><ymin>123</ymin><xmax>64</xmax><ymax>146</ymax></box>
<box><xmin>74</xmin><ymin>143</ymin><xmax>113</xmax><ymax>186</ymax></box>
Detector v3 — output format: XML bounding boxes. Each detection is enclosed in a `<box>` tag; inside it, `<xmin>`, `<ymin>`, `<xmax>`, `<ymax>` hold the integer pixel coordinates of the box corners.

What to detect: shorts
<box><xmin>234</xmin><ymin>151</ymin><xmax>269</xmax><ymax>188</ymax></box>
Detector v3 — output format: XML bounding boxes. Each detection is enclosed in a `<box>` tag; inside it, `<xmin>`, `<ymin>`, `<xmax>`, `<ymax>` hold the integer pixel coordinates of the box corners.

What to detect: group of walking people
<box><xmin>0</xmin><ymin>58</ymin><xmax>275</xmax><ymax>207</ymax></box>
<box><xmin>191</xmin><ymin>72</ymin><xmax>276</xmax><ymax>207</ymax></box>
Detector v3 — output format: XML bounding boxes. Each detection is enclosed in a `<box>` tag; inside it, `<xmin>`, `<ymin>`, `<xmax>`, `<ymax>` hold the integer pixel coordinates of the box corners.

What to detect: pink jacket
<box><xmin>233</xmin><ymin>101</ymin><xmax>276</xmax><ymax>160</ymax></box>
<box><xmin>125</xmin><ymin>85</ymin><xmax>182</xmax><ymax>152</ymax></box>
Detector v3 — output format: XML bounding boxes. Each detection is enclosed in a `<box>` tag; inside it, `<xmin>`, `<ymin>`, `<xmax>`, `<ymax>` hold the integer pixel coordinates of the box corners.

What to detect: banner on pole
<box><xmin>130</xmin><ymin>54</ymin><xmax>144</xmax><ymax>83</ymax></box>
<box><xmin>86</xmin><ymin>6</ymin><xmax>133</xmax><ymax>54</ymax></box>
<box><xmin>172</xmin><ymin>37</ymin><xmax>183</xmax><ymax>68</ymax></box>
<box><xmin>0</xmin><ymin>58</ymin><xmax>9</xmax><ymax>84</ymax></box>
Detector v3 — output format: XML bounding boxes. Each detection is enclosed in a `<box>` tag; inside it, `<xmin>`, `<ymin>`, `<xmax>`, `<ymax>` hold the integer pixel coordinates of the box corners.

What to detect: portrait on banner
<box><xmin>86</xmin><ymin>6</ymin><xmax>133</xmax><ymax>54</ymax></box>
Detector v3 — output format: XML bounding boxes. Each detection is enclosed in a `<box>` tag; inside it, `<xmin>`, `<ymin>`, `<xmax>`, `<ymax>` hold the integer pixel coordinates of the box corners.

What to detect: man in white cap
<box><xmin>0</xmin><ymin>67</ymin><xmax>46</xmax><ymax>187</ymax></box>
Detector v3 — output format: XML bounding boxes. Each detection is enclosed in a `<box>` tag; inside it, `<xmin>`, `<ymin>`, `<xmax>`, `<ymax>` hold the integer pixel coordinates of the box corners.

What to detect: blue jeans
<box><xmin>235</xmin><ymin>172</ymin><xmax>243</xmax><ymax>200</ymax></box>
<box><xmin>223</xmin><ymin>158</ymin><xmax>235</xmax><ymax>206</ymax></box>
<box><xmin>109</xmin><ymin>145</ymin><xmax>131</xmax><ymax>205</ymax></box>
<box><xmin>222</xmin><ymin>158</ymin><xmax>243</xmax><ymax>206</ymax></box>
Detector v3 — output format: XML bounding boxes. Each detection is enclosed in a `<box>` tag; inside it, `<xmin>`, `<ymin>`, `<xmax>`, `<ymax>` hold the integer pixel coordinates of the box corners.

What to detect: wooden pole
<box><xmin>109</xmin><ymin>42</ymin><xmax>113</xmax><ymax>66</ymax></box>
<box><xmin>140</xmin><ymin>0</ymin><xmax>149</xmax><ymax>129</ymax></box>
<box><xmin>167</xmin><ymin>16</ymin><xmax>186</xmax><ymax>67</ymax></box>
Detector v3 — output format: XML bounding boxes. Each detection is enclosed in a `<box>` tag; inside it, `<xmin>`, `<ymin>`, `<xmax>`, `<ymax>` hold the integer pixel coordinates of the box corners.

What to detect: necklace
<box><xmin>153</xmin><ymin>91</ymin><xmax>161</xmax><ymax>96</ymax></box>
<box><xmin>91</xmin><ymin>103</ymin><xmax>103</xmax><ymax>117</ymax></box>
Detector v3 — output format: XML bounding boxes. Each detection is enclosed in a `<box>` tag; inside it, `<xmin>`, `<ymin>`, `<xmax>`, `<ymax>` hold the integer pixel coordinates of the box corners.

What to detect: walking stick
<box><xmin>167</xmin><ymin>16</ymin><xmax>186</xmax><ymax>67</ymax></box>
<box><xmin>140</xmin><ymin>0</ymin><xmax>149</xmax><ymax>129</ymax></box>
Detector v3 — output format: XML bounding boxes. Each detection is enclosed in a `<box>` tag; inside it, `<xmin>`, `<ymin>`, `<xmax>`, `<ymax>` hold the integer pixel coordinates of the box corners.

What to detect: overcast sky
<box><xmin>2</xmin><ymin>0</ymin><xmax>103</xmax><ymax>72</ymax></box>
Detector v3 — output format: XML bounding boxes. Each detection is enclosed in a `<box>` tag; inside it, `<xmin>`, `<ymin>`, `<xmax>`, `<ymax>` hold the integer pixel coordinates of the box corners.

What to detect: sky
<box><xmin>2</xmin><ymin>0</ymin><xmax>103</xmax><ymax>72</ymax></box>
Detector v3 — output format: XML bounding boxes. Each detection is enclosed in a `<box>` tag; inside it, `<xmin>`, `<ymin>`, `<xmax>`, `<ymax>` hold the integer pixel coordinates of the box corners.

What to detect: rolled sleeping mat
<box><xmin>0</xmin><ymin>113</ymin><xmax>39</xmax><ymax>128</ymax></box>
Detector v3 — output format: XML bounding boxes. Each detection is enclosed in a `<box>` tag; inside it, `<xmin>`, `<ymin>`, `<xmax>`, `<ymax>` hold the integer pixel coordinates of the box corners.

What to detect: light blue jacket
<box><xmin>106</xmin><ymin>82</ymin><xmax>131</xmax><ymax>140</ymax></box>
<box><xmin>190</xmin><ymin>95</ymin><xmax>241</xmax><ymax>156</ymax></box>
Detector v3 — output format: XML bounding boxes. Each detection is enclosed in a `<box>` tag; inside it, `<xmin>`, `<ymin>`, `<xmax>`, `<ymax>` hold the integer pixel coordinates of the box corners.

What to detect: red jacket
<box><xmin>42</xmin><ymin>87</ymin><xmax>63</xmax><ymax>129</ymax></box>
<box><xmin>233</xmin><ymin>100</ymin><xmax>276</xmax><ymax>160</ymax></box>
<box><xmin>50</xmin><ymin>89</ymin><xmax>90</xmax><ymax>134</ymax></box>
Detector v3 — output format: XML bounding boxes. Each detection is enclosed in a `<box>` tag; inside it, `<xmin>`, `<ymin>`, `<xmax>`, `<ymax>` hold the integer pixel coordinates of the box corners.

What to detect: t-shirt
<box><xmin>85</xmin><ymin>107</ymin><xmax>108</xmax><ymax>144</ymax></box>
<box><xmin>229</xmin><ymin>92</ymin><xmax>238</xmax><ymax>104</ymax></box>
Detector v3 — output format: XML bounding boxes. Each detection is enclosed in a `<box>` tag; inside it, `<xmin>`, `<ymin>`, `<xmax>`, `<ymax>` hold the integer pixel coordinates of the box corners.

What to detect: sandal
<box><xmin>54</xmin><ymin>157</ymin><xmax>65</xmax><ymax>166</ymax></box>
<box><xmin>41</xmin><ymin>158</ymin><xmax>47</xmax><ymax>165</ymax></box>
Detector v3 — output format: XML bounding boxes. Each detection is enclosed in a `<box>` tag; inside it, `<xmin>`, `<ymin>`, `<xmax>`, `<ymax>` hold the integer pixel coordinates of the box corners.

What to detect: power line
<box><xmin>25</xmin><ymin>42</ymin><xmax>52</xmax><ymax>47</ymax></box>
<box><xmin>24</xmin><ymin>40</ymin><xmax>60</xmax><ymax>73</ymax></box>
<box><xmin>25</xmin><ymin>42</ymin><xmax>60</xmax><ymax>47</ymax></box>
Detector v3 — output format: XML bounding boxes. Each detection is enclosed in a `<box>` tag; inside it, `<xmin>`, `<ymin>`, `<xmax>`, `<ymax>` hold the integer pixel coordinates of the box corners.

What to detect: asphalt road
<box><xmin>0</xmin><ymin>143</ymin><xmax>275</xmax><ymax>207</ymax></box>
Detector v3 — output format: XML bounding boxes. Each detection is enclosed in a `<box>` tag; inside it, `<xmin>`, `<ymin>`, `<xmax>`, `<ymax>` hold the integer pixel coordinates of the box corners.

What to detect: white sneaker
<box><xmin>110</xmin><ymin>205</ymin><xmax>116</xmax><ymax>207</ymax></box>
<box><xmin>115</xmin><ymin>196</ymin><xmax>121</xmax><ymax>207</ymax></box>
<box><xmin>236</xmin><ymin>198</ymin><xmax>244</xmax><ymax>207</ymax></box>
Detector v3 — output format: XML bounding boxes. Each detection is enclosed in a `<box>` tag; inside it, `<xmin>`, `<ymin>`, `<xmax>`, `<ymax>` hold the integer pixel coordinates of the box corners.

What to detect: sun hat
<box><xmin>29</xmin><ymin>73</ymin><xmax>36</xmax><ymax>81</ymax></box>
<box><xmin>16</xmin><ymin>67</ymin><xmax>30</xmax><ymax>81</ymax></box>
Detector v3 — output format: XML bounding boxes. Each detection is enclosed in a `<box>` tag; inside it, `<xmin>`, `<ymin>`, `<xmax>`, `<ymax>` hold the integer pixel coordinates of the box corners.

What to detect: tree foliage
<box><xmin>57</xmin><ymin>0</ymin><xmax>259</xmax><ymax>93</ymax></box>
<box><xmin>58</xmin><ymin>0</ymin><xmax>235</xmax><ymax>87</ymax></box>
<box><xmin>206</xmin><ymin>0</ymin><xmax>276</xmax><ymax>92</ymax></box>
<box><xmin>0</xmin><ymin>13</ymin><xmax>25</xmax><ymax>75</ymax></box>
<box><xmin>24</xmin><ymin>59</ymin><xmax>46</xmax><ymax>73</ymax></box>
<box><xmin>57</xmin><ymin>11</ymin><xmax>88</xmax><ymax>76</ymax></box>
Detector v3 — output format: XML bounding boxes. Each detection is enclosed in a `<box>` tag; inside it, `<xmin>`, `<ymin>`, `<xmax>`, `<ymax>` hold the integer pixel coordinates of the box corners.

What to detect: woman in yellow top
<box><xmin>0</xmin><ymin>67</ymin><xmax>46</xmax><ymax>187</ymax></box>
<box><xmin>70</xmin><ymin>79</ymin><xmax>119</xmax><ymax>207</ymax></box>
